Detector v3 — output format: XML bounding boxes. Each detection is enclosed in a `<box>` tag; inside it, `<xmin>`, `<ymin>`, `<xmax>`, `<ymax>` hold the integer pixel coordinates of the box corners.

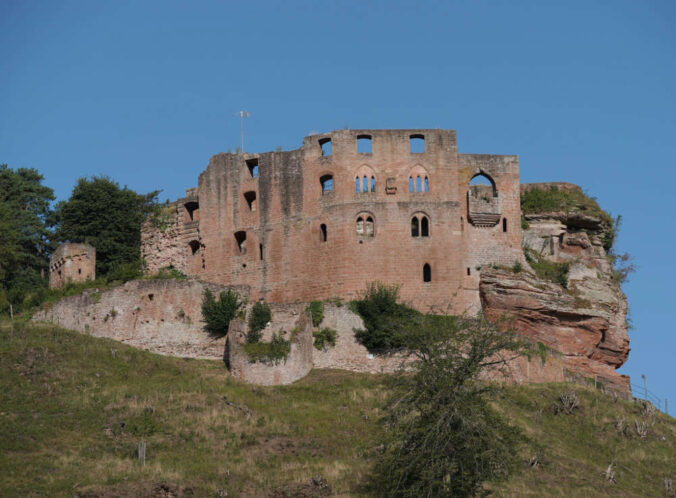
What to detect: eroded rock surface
<box><xmin>481</xmin><ymin>197</ymin><xmax>630</xmax><ymax>392</ymax></box>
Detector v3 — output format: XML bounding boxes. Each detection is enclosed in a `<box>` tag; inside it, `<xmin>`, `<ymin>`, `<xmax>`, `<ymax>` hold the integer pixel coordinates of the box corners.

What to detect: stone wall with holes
<box><xmin>33</xmin><ymin>279</ymin><xmax>250</xmax><ymax>358</ymax></box>
<box><xmin>141</xmin><ymin>129</ymin><xmax>523</xmax><ymax>313</ymax></box>
<box><xmin>49</xmin><ymin>243</ymin><xmax>96</xmax><ymax>289</ymax></box>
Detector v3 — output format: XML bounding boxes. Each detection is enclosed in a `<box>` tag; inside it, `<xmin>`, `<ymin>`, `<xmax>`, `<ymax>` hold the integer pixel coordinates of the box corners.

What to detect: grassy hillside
<box><xmin>1</xmin><ymin>321</ymin><xmax>674</xmax><ymax>497</ymax></box>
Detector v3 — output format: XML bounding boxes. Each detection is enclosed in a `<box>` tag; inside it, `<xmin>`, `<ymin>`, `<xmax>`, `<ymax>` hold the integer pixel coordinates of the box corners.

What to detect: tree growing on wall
<box><xmin>0</xmin><ymin>164</ymin><xmax>55</xmax><ymax>309</ymax></box>
<box><xmin>369</xmin><ymin>314</ymin><xmax>526</xmax><ymax>497</ymax></box>
<box><xmin>53</xmin><ymin>176</ymin><xmax>158</xmax><ymax>276</ymax></box>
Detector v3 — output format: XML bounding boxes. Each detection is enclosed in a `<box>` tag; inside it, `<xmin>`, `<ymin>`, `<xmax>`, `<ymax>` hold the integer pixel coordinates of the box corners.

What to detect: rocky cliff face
<box><xmin>480</xmin><ymin>183</ymin><xmax>630</xmax><ymax>392</ymax></box>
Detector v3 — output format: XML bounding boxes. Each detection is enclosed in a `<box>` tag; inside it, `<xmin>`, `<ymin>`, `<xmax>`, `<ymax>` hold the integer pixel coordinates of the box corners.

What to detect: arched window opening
<box><xmin>421</xmin><ymin>216</ymin><xmax>429</xmax><ymax>237</ymax></box>
<box><xmin>234</xmin><ymin>231</ymin><xmax>246</xmax><ymax>254</ymax></box>
<box><xmin>370</xmin><ymin>176</ymin><xmax>375</xmax><ymax>192</ymax></box>
<box><xmin>424</xmin><ymin>177</ymin><xmax>429</xmax><ymax>192</ymax></box>
<box><xmin>357</xmin><ymin>134</ymin><xmax>372</xmax><ymax>154</ymax></box>
<box><xmin>416</xmin><ymin>176</ymin><xmax>422</xmax><ymax>192</ymax></box>
<box><xmin>423</xmin><ymin>263</ymin><xmax>431</xmax><ymax>282</ymax></box>
<box><xmin>411</xmin><ymin>217</ymin><xmax>419</xmax><ymax>237</ymax></box>
<box><xmin>355</xmin><ymin>177</ymin><xmax>360</xmax><ymax>193</ymax></box>
<box><xmin>503</xmin><ymin>218</ymin><xmax>507</xmax><ymax>232</ymax></box>
<box><xmin>319</xmin><ymin>137</ymin><xmax>331</xmax><ymax>156</ymax></box>
<box><xmin>362</xmin><ymin>176</ymin><xmax>368</xmax><ymax>193</ymax></box>
<box><xmin>365</xmin><ymin>216</ymin><xmax>374</xmax><ymax>237</ymax></box>
<box><xmin>409</xmin><ymin>177</ymin><xmax>414</xmax><ymax>192</ymax></box>
<box><xmin>189</xmin><ymin>240</ymin><xmax>200</xmax><ymax>255</ymax></box>
<box><xmin>246</xmin><ymin>158</ymin><xmax>259</xmax><ymax>178</ymax></box>
<box><xmin>185</xmin><ymin>201</ymin><xmax>199</xmax><ymax>221</ymax></box>
<box><xmin>320</xmin><ymin>223</ymin><xmax>327</xmax><ymax>242</ymax></box>
<box><xmin>356</xmin><ymin>214</ymin><xmax>375</xmax><ymax>238</ymax></box>
<box><xmin>469</xmin><ymin>173</ymin><xmax>497</xmax><ymax>197</ymax></box>
<box><xmin>259</xmin><ymin>243</ymin><xmax>264</xmax><ymax>260</ymax></box>
<box><xmin>410</xmin><ymin>134</ymin><xmax>425</xmax><ymax>153</ymax></box>
<box><xmin>320</xmin><ymin>174</ymin><xmax>334</xmax><ymax>194</ymax></box>
<box><xmin>243</xmin><ymin>191</ymin><xmax>257</xmax><ymax>211</ymax></box>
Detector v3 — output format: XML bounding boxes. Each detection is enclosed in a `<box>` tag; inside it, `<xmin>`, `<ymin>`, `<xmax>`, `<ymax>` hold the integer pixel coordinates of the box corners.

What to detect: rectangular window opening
<box><xmin>357</xmin><ymin>135</ymin><xmax>372</xmax><ymax>154</ymax></box>
<box><xmin>319</xmin><ymin>138</ymin><xmax>332</xmax><ymax>156</ymax></box>
<box><xmin>410</xmin><ymin>134</ymin><xmax>425</xmax><ymax>153</ymax></box>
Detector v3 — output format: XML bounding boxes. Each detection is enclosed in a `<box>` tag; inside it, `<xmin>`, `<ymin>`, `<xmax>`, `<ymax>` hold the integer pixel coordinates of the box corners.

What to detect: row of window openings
<box><xmin>320</xmin><ymin>134</ymin><xmax>425</xmax><ymax>157</ymax></box>
<box><xmin>226</xmin><ymin>216</ymin><xmax>505</xmax><ymax>252</ymax></box>
<box><xmin>321</xmin><ymin>174</ymin><xmax>430</xmax><ymax>194</ymax></box>
<box><xmin>194</xmin><ymin>231</ymin><xmax>495</xmax><ymax>281</ymax></box>
<box><xmin>191</xmin><ymin>213</ymin><xmax>505</xmax><ymax>253</ymax></box>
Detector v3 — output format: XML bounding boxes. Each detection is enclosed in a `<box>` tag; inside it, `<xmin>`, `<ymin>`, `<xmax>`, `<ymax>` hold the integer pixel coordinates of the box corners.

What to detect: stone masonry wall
<box><xmin>33</xmin><ymin>279</ymin><xmax>249</xmax><ymax>358</ymax></box>
<box><xmin>141</xmin><ymin>129</ymin><xmax>523</xmax><ymax>314</ymax></box>
<box><xmin>49</xmin><ymin>243</ymin><xmax>96</xmax><ymax>289</ymax></box>
<box><xmin>225</xmin><ymin>314</ymin><xmax>314</xmax><ymax>386</ymax></box>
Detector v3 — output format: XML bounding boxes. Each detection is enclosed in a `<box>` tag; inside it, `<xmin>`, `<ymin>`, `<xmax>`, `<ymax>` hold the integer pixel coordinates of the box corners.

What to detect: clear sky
<box><xmin>2</xmin><ymin>0</ymin><xmax>674</xmax><ymax>409</ymax></box>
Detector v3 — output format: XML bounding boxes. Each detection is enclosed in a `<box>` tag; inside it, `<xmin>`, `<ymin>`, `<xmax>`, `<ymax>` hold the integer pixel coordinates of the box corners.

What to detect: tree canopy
<box><xmin>53</xmin><ymin>176</ymin><xmax>158</xmax><ymax>276</ymax></box>
<box><xmin>0</xmin><ymin>164</ymin><xmax>55</xmax><ymax>305</ymax></box>
<box><xmin>370</xmin><ymin>313</ymin><xmax>527</xmax><ymax>497</ymax></box>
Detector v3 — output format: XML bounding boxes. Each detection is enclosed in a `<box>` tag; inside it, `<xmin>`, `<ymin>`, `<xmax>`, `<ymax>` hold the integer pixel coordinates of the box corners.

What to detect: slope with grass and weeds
<box><xmin>1</xmin><ymin>321</ymin><xmax>674</xmax><ymax>497</ymax></box>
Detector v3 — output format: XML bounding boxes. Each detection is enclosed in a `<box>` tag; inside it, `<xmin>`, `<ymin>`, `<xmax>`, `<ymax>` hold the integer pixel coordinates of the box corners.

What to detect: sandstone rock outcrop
<box><xmin>481</xmin><ymin>186</ymin><xmax>630</xmax><ymax>392</ymax></box>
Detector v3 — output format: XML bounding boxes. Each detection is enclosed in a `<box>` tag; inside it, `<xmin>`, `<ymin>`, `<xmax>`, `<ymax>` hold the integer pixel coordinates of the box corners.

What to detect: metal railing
<box><xmin>630</xmin><ymin>381</ymin><xmax>668</xmax><ymax>415</ymax></box>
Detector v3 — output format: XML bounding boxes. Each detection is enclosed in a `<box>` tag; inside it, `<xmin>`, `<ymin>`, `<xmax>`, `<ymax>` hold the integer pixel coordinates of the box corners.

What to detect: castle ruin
<box><xmin>142</xmin><ymin>129</ymin><xmax>523</xmax><ymax>313</ymax></box>
<box><xmin>49</xmin><ymin>243</ymin><xmax>96</xmax><ymax>289</ymax></box>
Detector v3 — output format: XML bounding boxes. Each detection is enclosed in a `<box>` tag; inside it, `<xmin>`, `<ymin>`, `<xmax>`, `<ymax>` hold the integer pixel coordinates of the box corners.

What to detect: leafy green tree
<box><xmin>53</xmin><ymin>176</ymin><xmax>158</xmax><ymax>276</ymax></box>
<box><xmin>370</xmin><ymin>314</ymin><xmax>526</xmax><ymax>497</ymax></box>
<box><xmin>0</xmin><ymin>164</ymin><xmax>55</xmax><ymax>306</ymax></box>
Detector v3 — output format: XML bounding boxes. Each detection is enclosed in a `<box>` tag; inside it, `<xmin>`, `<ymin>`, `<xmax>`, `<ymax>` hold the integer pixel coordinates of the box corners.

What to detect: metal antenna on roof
<box><xmin>235</xmin><ymin>111</ymin><xmax>251</xmax><ymax>152</ymax></box>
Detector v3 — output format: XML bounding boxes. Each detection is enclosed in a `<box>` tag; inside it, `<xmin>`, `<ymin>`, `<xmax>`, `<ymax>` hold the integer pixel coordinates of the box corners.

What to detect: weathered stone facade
<box><xmin>37</xmin><ymin>130</ymin><xmax>631</xmax><ymax>390</ymax></box>
<box><xmin>142</xmin><ymin>129</ymin><xmax>523</xmax><ymax>313</ymax></box>
<box><xmin>49</xmin><ymin>243</ymin><xmax>96</xmax><ymax>289</ymax></box>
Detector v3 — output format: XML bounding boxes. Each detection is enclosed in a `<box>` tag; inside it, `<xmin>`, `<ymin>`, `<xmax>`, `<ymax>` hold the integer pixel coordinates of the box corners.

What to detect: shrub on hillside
<box><xmin>351</xmin><ymin>282</ymin><xmax>419</xmax><ymax>352</ymax></box>
<box><xmin>201</xmin><ymin>289</ymin><xmax>243</xmax><ymax>337</ymax></box>
<box><xmin>247</xmin><ymin>301</ymin><xmax>272</xmax><ymax>343</ymax></box>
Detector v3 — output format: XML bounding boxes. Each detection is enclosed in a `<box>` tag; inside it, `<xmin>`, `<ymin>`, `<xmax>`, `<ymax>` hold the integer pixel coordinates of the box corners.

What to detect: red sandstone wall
<box><xmin>49</xmin><ymin>243</ymin><xmax>96</xmax><ymax>289</ymax></box>
<box><xmin>141</xmin><ymin>129</ymin><xmax>522</xmax><ymax>313</ymax></box>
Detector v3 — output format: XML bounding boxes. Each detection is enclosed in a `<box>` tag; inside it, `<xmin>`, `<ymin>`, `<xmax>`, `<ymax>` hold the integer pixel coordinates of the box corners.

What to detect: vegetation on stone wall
<box><xmin>247</xmin><ymin>301</ymin><xmax>271</xmax><ymax>343</ymax></box>
<box><xmin>201</xmin><ymin>289</ymin><xmax>243</xmax><ymax>337</ymax></box>
<box><xmin>313</xmin><ymin>327</ymin><xmax>337</xmax><ymax>351</ymax></box>
<box><xmin>351</xmin><ymin>282</ymin><xmax>419</xmax><ymax>352</ymax></box>
<box><xmin>306</xmin><ymin>300</ymin><xmax>324</xmax><ymax>327</ymax></box>
<box><xmin>148</xmin><ymin>202</ymin><xmax>175</xmax><ymax>232</ymax></box>
<box><xmin>242</xmin><ymin>331</ymin><xmax>290</xmax><ymax>365</ymax></box>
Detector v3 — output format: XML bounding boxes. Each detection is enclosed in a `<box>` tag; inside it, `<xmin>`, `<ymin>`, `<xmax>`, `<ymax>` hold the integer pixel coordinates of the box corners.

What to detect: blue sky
<box><xmin>2</xmin><ymin>0</ymin><xmax>674</xmax><ymax>408</ymax></box>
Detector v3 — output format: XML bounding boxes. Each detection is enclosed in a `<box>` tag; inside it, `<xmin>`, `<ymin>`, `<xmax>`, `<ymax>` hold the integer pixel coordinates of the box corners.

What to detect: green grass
<box><xmin>521</xmin><ymin>185</ymin><xmax>612</xmax><ymax>223</ymax></box>
<box><xmin>1</xmin><ymin>321</ymin><xmax>674</xmax><ymax>497</ymax></box>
